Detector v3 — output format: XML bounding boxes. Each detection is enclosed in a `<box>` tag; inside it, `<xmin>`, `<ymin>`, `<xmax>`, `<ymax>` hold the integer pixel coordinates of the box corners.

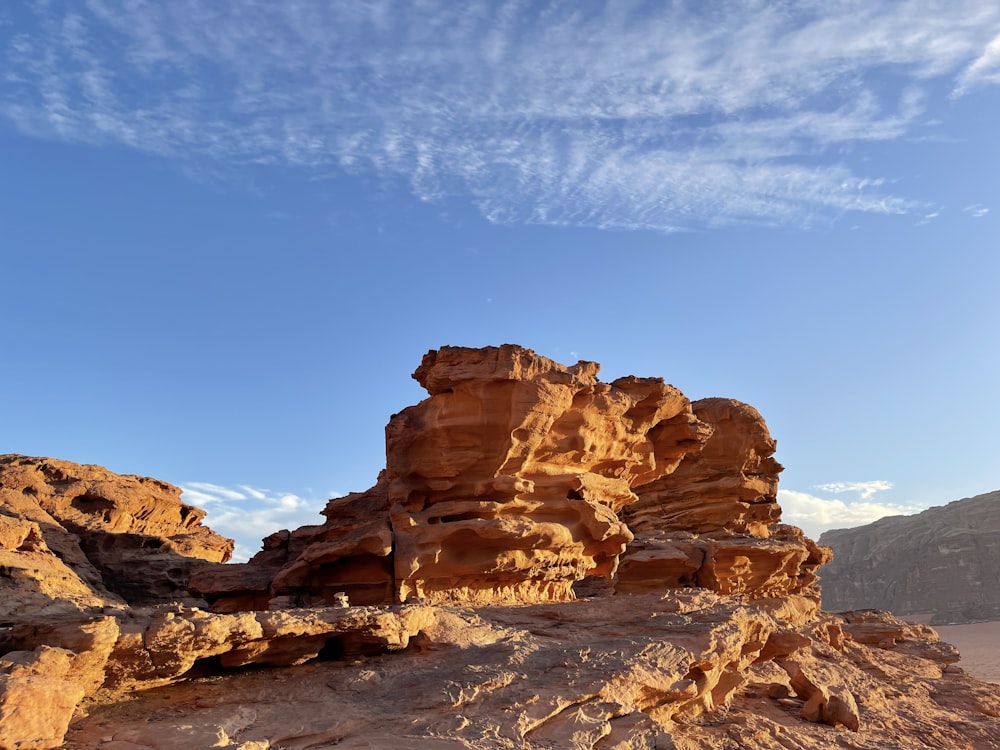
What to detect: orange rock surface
<box><xmin>626</xmin><ymin>398</ymin><xmax>783</xmax><ymax>538</ymax></box>
<box><xmin>0</xmin><ymin>455</ymin><xmax>233</xmax><ymax>617</ymax></box>
<box><xmin>2</xmin><ymin>347</ymin><xmax>999</xmax><ymax>750</ymax></box>
<box><xmin>387</xmin><ymin>345</ymin><xmax>710</xmax><ymax>604</ymax></box>
<box><xmin>193</xmin><ymin>345</ymin><xmax>713</xmax><ymax>608</ymax></box>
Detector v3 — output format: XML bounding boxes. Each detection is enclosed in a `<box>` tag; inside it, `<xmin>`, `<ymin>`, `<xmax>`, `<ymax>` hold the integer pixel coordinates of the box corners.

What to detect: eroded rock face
<box><xmin>192</xmin><ymin>347</ymin><xmax>828</xmax><ymax>609</ymax></box>
<box><xmin>626</xmin><ymin>398</ymin><xmax>783</xmax><ymax>539</ymax></box>
<box><xmin>193</xmin><ymin>345</ymin><xmax>716</xmax><ymax>608</ymax></box>
<box><xmin>387</xmin><ymin>345</ymin><xmax>711</xmax><ymax>604</ymax></box>
<box><xmin>615</xmin><ymin>398</ymin><xmax>828</xmax><ymax>601</ymax></box>
<box><xmin>4</xmin><ymin>346</ymin><xmax>998</xmax><ymax>750</ymax></box>
<box><xmin>819</xmin><ymin>490</ymin><xmax>1000</xmax><ymax>624</ymax></box>
<box><xmin>58</xmin><ymin>596</ymin><xmax>1000</xmax><ymax>750</ymax></box>
<box><xmin>0</xmin><ymin>455</ymin><xmax>234</xmax><ymax>615</ymax></box>
<box><xmin>190</xmin><ymin>481</ymin><xmax>394</xmax><ymax>612</ymax></box>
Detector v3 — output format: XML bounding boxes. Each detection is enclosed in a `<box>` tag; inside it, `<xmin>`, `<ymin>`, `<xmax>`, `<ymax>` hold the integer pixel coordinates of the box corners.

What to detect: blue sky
<box><xmin>2</xmin><ymin>1</ymin><xmax>998</xmax><ymax>560</ymax></box>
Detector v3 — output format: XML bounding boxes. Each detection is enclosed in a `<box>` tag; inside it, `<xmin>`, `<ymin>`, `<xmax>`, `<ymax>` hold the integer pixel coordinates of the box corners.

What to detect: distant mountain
<box><xmin>819</xmin><ymin>490</ymin><xmax>1000</xmax><ymax>624</ymax></box>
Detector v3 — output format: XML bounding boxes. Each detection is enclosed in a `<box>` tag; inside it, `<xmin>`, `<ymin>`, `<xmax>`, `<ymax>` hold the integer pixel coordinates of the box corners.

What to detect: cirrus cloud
<box><xmin>3</xmin><ymin>1</ymin><xmax>1000</xmax><ymax>231</ymax></box>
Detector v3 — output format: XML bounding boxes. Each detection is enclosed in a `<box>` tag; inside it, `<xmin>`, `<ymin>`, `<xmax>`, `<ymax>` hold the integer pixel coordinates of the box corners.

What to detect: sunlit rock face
<box><xmin>192</xmin><ymin>345</ymin><xmax>829</xmax><ymax>609</ymax></box>
<box><xmin>616</xmin><ymin>397</ymin><xmax>828</xmax><ymax>601</ymax></box>
<box><xmin>626</xmin><ymin>398</ymin><xmax>783</xmax><ymax>539</ymax></box>
<box><xmin>386</xmin><ymin>345</ymin><xmax>711</xmax><ymax>604</ymax></box>
<box><xmin>0</xmin><ymin>455</ymin><xmax>233</xmax><ymax>616</ymax></box>
<box><xmin>190</xmin><ymin>480</ymin><xmax>395</xmax><ymax>612</ymax></box>
<box><xmin>7</xmin><ymin>349</ymin><xmax>1000</xmax><ymax>750</ymax></box>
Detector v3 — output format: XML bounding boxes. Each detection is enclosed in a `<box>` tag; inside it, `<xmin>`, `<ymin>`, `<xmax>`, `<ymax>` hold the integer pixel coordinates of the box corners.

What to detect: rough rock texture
<box><xmin>190</xmin><ymin>481</ymin><xmax>394</xmax><ymax>612</ymax></box>
<box><xmin>819</xmin><ymin>489</ymin><xmax>1000</xmax><ymax>624</ymax></box>
<box><xmin>386</xmin><ymin>345</ymin><xmax>711</xmax><ymax>604</ymax></box>
<box><xmin>3</xmin><ymin>347</ymin><xmax>1000</xmax><ymax>749</ymax></box>
<box><xmin>193</xmin><ymin>346</ymin><xmax>825</xmax><ymax>611</ymax></box>
<box><xmin>626</xmin><ymin>398</ymin><xmax>783</xmax><ymax>539</ymax></box>
<box><xmin>59</xmin><ymin>598</ymin><xmax>1000</xmax><ymax>750</ymax></box>
<box><xmin>615</xmin><ymin>398</ymin><xmax>829</xmax><ymax>601</ymax></box>
<box><xmin>0</xmin><ymin>455</ymin><xmax>234</xmax><ymax>618</ymax></box>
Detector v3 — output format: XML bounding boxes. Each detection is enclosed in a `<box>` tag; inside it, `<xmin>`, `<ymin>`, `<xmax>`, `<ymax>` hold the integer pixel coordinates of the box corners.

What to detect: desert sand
<box><xmin>934</xmin><ymin>620</ymin><xmax>1000</xmax><ymax>684</ymax></box>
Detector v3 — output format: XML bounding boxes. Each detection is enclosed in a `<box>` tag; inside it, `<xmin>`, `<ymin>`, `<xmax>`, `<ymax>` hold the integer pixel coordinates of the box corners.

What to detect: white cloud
<box><xmin>956</xmin><ymin>32</ymin><xmax>1000</xmax><ymax>93</ymax></box>
<box><xmin>778</xmin><ymin>488</ymin><xmax>926</xmax><ymax>541</ymax></box>
<box><xmin>964</xmin><ymin>204</ymin><xmax>990</xmax><ymax>218</ymax></box>
<box><xmin>180</xmin><ymin>482</ymin><xmax>336</xmax><ymax>562</ymax></box>
<box><xmin>181</xmin><ymin>482</ymin><xmax>247</xmax><ymax>502</ymax></box>
<box><xmin>3</xmin><ymin>1</ymin><xmax>1000</xmax><ymax>230</ymax></box>
<box><xmin>813</xmin><ymin>480</ymin><xmax>894</xmax><ymax>500</ymax></box>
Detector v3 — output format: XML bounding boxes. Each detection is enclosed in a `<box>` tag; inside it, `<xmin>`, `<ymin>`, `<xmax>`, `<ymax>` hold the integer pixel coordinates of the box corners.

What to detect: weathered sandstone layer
<box><xmin>820</xmin><ymin>489</ymin><xmax>1000</xmax><ymax>624</ymax></box>
<box><xmin>191</xmin><ymin>346</ymin><xmax>826</xmax><ymax>611</ymax></box>
<box><xmin>2</xmin><ymin>346</ymin><xmax>999</xmax><ymax>750</ymax></box>
<box><xmin>0</xmin><ymin>454</ymin><xmax>233</xmax><ymax>618</ymax></box>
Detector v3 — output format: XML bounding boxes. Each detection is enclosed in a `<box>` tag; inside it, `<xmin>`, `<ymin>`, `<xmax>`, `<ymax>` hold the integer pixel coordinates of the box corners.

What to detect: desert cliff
<box><xmin>820</xmin><ymin>489</ymin><xmax>1000</xmax><ymax>625</ymax></box>
<box><xmin>2</xmin><ymin>345</ymin><xmax>998</xmax><ymax>750</ymax></box>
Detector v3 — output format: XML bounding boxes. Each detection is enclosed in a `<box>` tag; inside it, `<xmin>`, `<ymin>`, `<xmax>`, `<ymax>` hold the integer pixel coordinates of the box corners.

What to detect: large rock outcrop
<box><xmin>60</xmin><ymin>598</ymin><xmax>1000</xmax><ymax>750</ymax></box>
<box><xmin>193</xmin><ymin>345</ymin><xmax>716</xmax><ymax>608</ymax></box>
<box><xmin>386</xmin><ymin>345</ymin><xmax>710</xmax><ymax>604</ymax></box>
<box><xmin>0</xmin><ymin>455</ymin><xmax>234</xmax><ymax>617</ymax></box>
<box><xmin>820</xmin><ymin>489</ymin><xmax>1000</xmax><ymax>624</ymax></box>
<box><xmin>616</xmin><ymin>397</ymin><xmax>830</xmax><ymax>601</ymax></box>
<box><xmin>2</xmin><ymin>347</ymin><xmax>999</xmax><ymax>750</ymax></box>
<box><xmin>192</xmin><ymin>346</ymin><xmax>828</xmax><ymax>611</ymax></box>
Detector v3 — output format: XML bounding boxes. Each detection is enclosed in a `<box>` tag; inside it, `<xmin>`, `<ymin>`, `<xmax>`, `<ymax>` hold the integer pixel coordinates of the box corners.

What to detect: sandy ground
<box><xmin>933</xmin><ymin>620</ymin><xmax>1000</xmax><ymax>684</ymax></box>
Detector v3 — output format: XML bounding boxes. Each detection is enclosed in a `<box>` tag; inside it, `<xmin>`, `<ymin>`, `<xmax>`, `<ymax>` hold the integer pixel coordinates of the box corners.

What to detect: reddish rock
<box><xmin>190</xmin><ymin>481</ymin><xmax>393</xmax><ymax>611</ymax></box>
<box><xmin>626</xmin><ymin>398</ymin><xmax>783</xmax><ymax>538</ymax></box>
<box><xmin>387</xmin><ymin>345</ymin><xmax>709</xmax><ymax>604</ymax></box>
<box><xmin>4</xmin><ymin>347</ymin><xmax>999</xmax><ymax>750</ymax></box>
<box><xmin>192</xmin><ymin>345</ymin><xmax>712</xmax><ymax>608</ymax></box>
<box><xmin>0</xmin><ymin>455</ymin><xmax>235</xmax><ymax>615</ymax></box>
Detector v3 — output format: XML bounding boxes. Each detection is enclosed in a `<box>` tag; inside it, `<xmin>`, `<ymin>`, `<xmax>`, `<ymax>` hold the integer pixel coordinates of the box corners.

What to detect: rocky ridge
<box><xmin>820</xmin><ymin>489</ymin><xmax>1000</xmax><ymax>624</ymax></box>
<box><xmin>1</xmin><ymin>345</ymin><xmax>998</xmax><ymax>750</ymax></box>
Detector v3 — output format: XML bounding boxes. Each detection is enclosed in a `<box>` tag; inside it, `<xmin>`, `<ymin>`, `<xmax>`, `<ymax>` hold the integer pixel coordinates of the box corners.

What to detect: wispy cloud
<box><xmin>778</xmin><ymin>488</ymin><xmax>925</xmax><ymax>540</ymax></box>
<box><xmin>3</xmin><ymin>1</ymin><xmax>999</xmax><ymax>231</ymax></box>
<box><xmin>180</xmin><ymin>482</ymin><xmax>336</xmax><ymax>562</ymax></box>
<box><xmin>964</xmin><ymin>203</ymin><xmax>991</xmax><ymax>218</ymax></box>
<box><xmin>813</xmin><ymin>480</ymin><xmax>894</xmax><ymax>500</ymax></box>
<box><xmin>955</xmin><ymin>32</ymin><xmax>1000</xmax><ymax>93</ymax></box>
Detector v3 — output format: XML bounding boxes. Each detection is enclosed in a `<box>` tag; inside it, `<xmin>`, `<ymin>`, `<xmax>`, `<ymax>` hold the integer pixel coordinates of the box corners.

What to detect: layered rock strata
<box><xmin>625</xmin><ymin>398</ymin><xmax>783</xmax><ymax>538</ymax></box>
<box><xmin>616</xmin><ymin>397</ymin><xmax>829</xmax><ymax>601</ymax></box>
<box><xmin>60</xmin><ymin>597</ymin><xmax>1000</xmax><ymax>750</ymax></box>
<box><xmin>386</xmin><ymin>345</ymin><xmax>711</xmax><ymax>604</ymax></box>
<box><xmin>193</xmin><ymin>346</ymin><xmax>828</xmax><ymax>611</ymax></box>
<box><xmin>3</xmin><ymin>346</ymin><xmax>999</xmax><ymax>749</ymax></box>
<box><xmin>820</xmin><ymin>489</ymin><xmax>1000</xmax><ymax>624</ymax></box>
<box><xmin>0</xmin><ymin>455</ymin><xmax>234</xmax><ymax>617</ymax></box>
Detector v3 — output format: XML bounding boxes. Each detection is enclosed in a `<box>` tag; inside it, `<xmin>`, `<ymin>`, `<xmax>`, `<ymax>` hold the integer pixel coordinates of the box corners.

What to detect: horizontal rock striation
<box><xmin>386</xmin><ymin>345</ymin><xmax>711</xmax><ymax>604</ymax></box>
<box><xmin>0</xmin><ymin>455</ymin><xmax>234</xmax><ymax>617</ymax></box>
<box><xmin>625</xmin><ymin>398</ymin><xmax>783</xmax><ymax>538</ymax></box>
<box><xmin>3</xmin><ymin>347</ymin><xmax>999</xmax><ymax>749</ymax></box>
<box><xmin>819</xmin><ymin>489</ymin><xmax>1000</xmax><ymax>624</ymax></box>
<box><xmin>194</xmin><ymin>346</ymin><xmax>827</xmax><ymax>610</ymax></box>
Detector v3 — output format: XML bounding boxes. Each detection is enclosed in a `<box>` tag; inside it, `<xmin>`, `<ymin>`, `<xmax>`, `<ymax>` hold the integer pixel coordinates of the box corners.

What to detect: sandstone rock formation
<box><xmin>820</xmin><ymin>489</ymin><xmax>1000</xmax><ymax>624</ymax></box>
<box><xmin>2</xmin><ymin>347</ymin><xmax>1000</xmax><ymax>750</ymax></box>
<box><xmin>60</xmin><ymin>598</ymin><xmax>1000</xmax><ymax>750</ymax></box>
<box><xmin>0</xmin><ymin>455</ymin><xmax>234</xmax><ymax>618</ymax></box>
<box><xmin>386</xmin><ymin>346</ymin><xmax>710</xmax><ymax>604</ymax></box>
<box><xmin>192</xmin><ymin>346</ymin><xmax>827</xmax><ymax>611</ymax></box>
<box><xmin>615</xmin><ymin>397</ymin><xmax>830</xmax><ymax>601</ymax></box>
